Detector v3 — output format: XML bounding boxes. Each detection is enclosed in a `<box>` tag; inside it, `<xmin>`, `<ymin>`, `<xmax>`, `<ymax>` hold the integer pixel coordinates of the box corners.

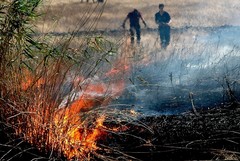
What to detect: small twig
<box><xmin>98</xmin><ymin>144</ymin><xmax>142</xmax><ymax>161</ymax></box>
<box><xmin>0</xmin><ymin>140</ymin><xmax>25</xmax><ymax>161</ymax></box>
<box><xmin>224</xmin><ymin>139</ymin><xmax>239</xmax><ymax>145</ymax></box>
<box><xmin>189</xmin><ymin>92</ymin><xmax>199</xmax><ymax>116</ymax></box>
<box><xmin>6</xmin><ymin>147</ymin><xmax>34</xmax><ymax>161</ymax></box>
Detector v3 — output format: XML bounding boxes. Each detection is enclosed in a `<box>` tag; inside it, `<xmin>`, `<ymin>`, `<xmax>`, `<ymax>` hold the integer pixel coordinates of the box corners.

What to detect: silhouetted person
<box><xmin>155</xmin><ymin>4</ymin><xmax>171</xmax><ymax>49</ymax></box>
<box><xmin>122</xmin><ymin>9</ymin><xmax>147</xmax><ymax>44</ymax></box>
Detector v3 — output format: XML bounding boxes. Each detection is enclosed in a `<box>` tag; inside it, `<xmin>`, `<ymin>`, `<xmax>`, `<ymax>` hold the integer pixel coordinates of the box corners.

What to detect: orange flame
<box><xmin>17</xmin><ymin>57</ymin><xmax>131</xmax><ymax>159</ymax></box>
<box><xmin>20</xmin><ymin>70</ymin><xmax>45</xmax><ymax>90</ymax></box>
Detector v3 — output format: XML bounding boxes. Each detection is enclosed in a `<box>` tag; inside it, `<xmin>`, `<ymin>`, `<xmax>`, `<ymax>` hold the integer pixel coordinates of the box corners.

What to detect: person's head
<box><xmin>159</xmin><ymin>4</ymin><xmax>164</xmax><ymax>11</ymax></box>
<box><xmin>133</xmin><ymin>9</ymin><xmax>139</xmax><ymax>14</ymax></box>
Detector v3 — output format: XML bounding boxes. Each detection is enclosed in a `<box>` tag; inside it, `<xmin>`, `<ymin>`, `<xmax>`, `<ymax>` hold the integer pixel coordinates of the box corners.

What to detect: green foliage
<box><xmin>0</xmin><ymin>0</ymin><xmax>43</xmax><ymax>71</ymax></box>
<box><xmin>0</xmin><ymin>0</ymin><xmax>118</xmax><ymax>115</ymax></box>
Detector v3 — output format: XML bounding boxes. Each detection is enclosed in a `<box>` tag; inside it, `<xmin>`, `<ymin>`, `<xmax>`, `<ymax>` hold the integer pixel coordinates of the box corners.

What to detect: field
<box><xmin>0</xmin><ymin>0</ymin><xmax>240</xmax><ymax>161</ymax></box>
<box><xmin>36</xmin><ymin>0</ymin><xmax>240</xmax><ymax>70</ymax></box>
<box><xmin>36</xmin><ymin>0</ymin><xmax>240</xmax><ymax>113</ymax></box>
<box><xmin>38</xmin><ymin>0</ymin><xmax>240</xmax><ymax>32</ymax></box>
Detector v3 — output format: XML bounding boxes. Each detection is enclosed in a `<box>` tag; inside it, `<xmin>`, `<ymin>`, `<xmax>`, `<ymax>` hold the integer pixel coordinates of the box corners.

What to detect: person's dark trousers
<box><xmin>159</xmin><ymin>25</ymin><xmax>170</xmax><ymax>49</ymax></box>
<box><xmin>130</xmin><ymin>26</ymin><xmax>141</xmax><ymax>44</ymax></box>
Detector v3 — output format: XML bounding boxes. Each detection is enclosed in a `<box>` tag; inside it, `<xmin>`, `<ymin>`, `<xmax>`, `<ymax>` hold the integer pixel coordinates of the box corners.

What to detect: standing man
<box><xmin>155</xmin><ymin>4</ymin><xmax>171</xmax><ymax>49</ymax></box>
<box><xmin>122</xmin><ymin>9</ymin><xmax>147</xmax><ymax>44</ymax></box>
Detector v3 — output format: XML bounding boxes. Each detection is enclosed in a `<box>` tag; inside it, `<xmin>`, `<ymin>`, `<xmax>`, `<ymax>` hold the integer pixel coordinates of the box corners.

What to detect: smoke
<box><xmin>115</xmin><ymin>26</ymin><xmax>240</xmax><ymax>115</ymax></box>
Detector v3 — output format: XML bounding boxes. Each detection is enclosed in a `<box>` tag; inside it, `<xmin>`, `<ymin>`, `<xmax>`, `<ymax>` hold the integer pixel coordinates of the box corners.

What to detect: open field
<box><xmin>36</xmin><ymin>0</ymin><xmax>240</xmax><ymax>114</ymax></box>
<box><xmin>38</xmin><ymin>0</ymin><xmax>240</xmax><ymax>32</ymax></box>
<box><xmin>1</xmin><ymin>1</ymin><xmax>240</xmax><ymax>160</ymax></box>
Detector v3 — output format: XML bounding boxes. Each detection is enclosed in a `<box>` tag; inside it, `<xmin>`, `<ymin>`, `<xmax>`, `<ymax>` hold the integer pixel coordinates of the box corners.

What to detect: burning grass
<box><xmin>1</xmin><ymin>0</ymin><xmax>240</xmax><ymax>161</ymax></box>
<box><xmin>0</xmin><ymin>2</ymin><xmax>146</xmax><ymax>159</ymax></box>
<box><xmin>0</xmin><ymin>50</ymin><xmax>134</xmax><ymax>160</ymax></box>
<box><xmin>0</xmin><ymin>1</ymin><xmax>134</xmax><ymax>160</ymax></box>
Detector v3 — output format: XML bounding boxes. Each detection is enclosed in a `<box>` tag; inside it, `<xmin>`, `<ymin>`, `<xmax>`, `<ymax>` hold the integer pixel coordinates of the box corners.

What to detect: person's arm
<box><xmin>155</xmin><ymin>13</ymin><xmax>159</xmax><ymax>25</ymax></box>
<box><xmin>140</xmin><ymin>14</ymin><xmax>147</xmax><ymax>27</ymax></box>
<box><xmin>138</xmin><ymin>12</ymin><xmax>147</xmax><ymax>27</ymax></box>
<box><xmin>122</xmin><ymin>15</ymin><xmax>129</xmax><ymax>29</ymax></box>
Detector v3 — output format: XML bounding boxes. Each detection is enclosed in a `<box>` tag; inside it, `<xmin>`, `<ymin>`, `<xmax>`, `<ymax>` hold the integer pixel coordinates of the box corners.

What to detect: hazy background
<box><xmin>37</xmin><ymin>0</ymin><xmax>240</xmax><ymax>115</ymax></box>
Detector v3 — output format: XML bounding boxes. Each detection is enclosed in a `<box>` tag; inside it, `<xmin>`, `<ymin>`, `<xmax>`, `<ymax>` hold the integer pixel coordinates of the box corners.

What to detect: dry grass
<box><xmin>37</xmin><ymin>0</ymin><xmax>240</xmax><ymax>33</ymax></box>
<box><xmin>1</xmin><ymin>1</ymin><xmax>240</xmax><ymax>160</ymax></box>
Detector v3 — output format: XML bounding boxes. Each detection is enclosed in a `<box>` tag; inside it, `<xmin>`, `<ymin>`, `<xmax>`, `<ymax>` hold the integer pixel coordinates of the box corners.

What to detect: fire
<box><xmin>16</xmin><ymin>59</ymin><xmax>131</xmax><ymax>160</ymax></box>
<box><xmin>53</xmin><ymin>111</ymin><xmax>105</xmax><ymax>159</ymax></box>
<box><xmin>51</xmin><ymin>76</ymin><xmax>128</xmax><ymax>159</ymax></box>
<box><xmin>106</xmin><ymin>64</ymin><xmax>129</xmax><ymax>77</ymax></box>
<box><xmin>20</xmin><ymin>71</ymin><xmax>45</xmax><ymax>90</ymax></box>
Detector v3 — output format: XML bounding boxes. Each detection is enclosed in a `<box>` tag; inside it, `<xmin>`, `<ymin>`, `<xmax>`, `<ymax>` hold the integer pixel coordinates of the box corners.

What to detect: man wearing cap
<box><xmin>155</xmin><ymin>4</ymin><xmax>171</xmax><ymax>49</ymax></box>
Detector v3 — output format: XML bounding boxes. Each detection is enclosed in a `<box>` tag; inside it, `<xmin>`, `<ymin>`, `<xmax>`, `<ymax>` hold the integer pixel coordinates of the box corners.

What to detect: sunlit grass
<box><xmin>37</xmin><ymin>0</ymin><xmax>240</xmax><ymax>32</ymax></box>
